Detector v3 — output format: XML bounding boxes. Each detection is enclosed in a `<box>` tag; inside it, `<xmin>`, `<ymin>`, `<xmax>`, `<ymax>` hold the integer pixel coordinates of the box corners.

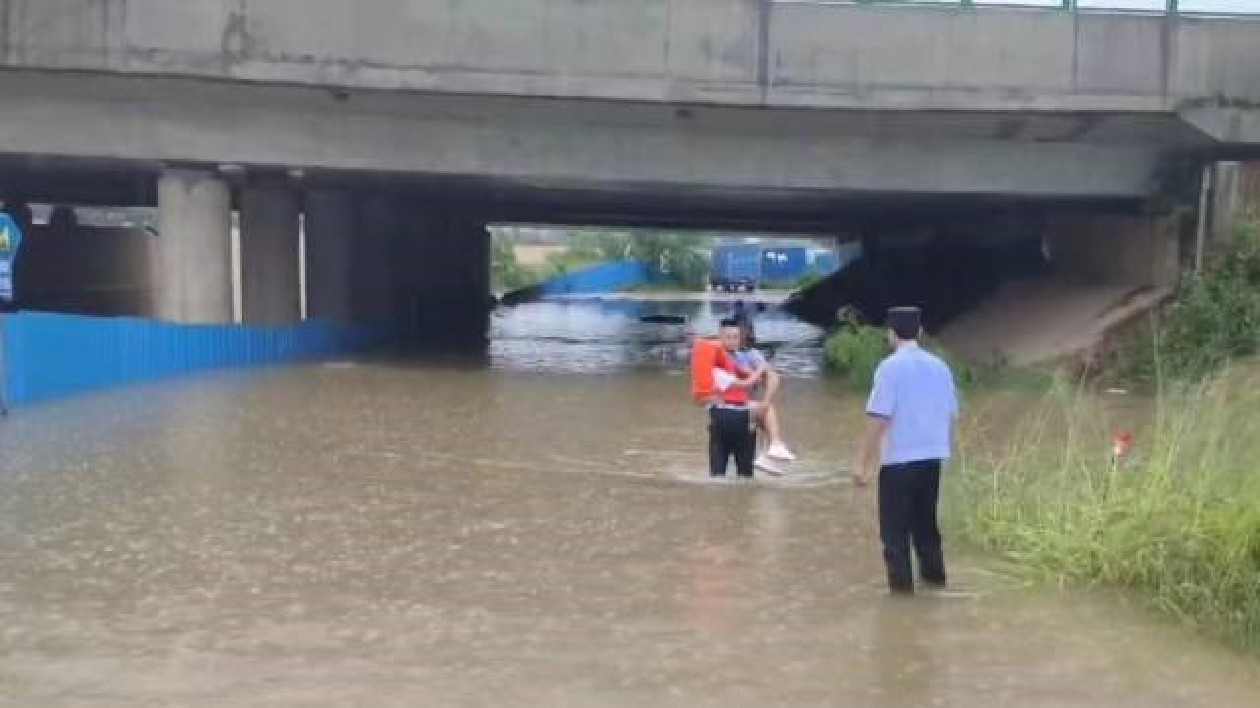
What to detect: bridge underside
<box><xmin>0</xmin><ymin>69</ymin><xmax>1243</xmax><ymax>352</ymax></box>
<box><xmin>0</xmin><ymin>69</ymin><xmax>1217</xmax><ymax>203</ymax></box>
<box><xmin>0</xmin><ymin>155</ymin><xmax>1151</xmax><ymax>233</ymax></box>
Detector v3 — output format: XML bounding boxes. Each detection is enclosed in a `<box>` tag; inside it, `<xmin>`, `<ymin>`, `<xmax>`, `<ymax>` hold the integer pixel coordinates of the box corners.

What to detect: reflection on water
<box><xmin>1</xmin><ymin>366</ymin><xmax>1259</xmax><ymax>706</ymax></box>
<box><xmin>489</xmin><ymin>297</ymin><xmax>825</xmax><ymax>377</ymax></box>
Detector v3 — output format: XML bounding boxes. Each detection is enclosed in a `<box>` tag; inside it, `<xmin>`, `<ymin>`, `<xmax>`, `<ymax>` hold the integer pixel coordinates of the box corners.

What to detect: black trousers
<box><xmin>709</xmin><ymin>407</ymin><xmax>756</xmax><ymax>478</ymax></box>
<box><xmin>878</xmin><ymin>459</ymin><xmax>946</xmax><ymax>592</ymax></box>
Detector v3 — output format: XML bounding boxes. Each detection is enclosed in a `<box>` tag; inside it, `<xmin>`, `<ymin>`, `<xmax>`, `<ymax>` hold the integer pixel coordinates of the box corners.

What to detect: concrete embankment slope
<box><xmin>937</xmin><ymin>278</ymin><xmax>1171</xmax><ymax>368</ymax></box>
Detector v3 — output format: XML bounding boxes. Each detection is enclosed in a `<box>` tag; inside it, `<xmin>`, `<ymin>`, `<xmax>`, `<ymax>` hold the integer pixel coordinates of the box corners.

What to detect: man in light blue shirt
<box><xmin>857</xmin><ymin>306</ymin><xmax>959</xmax><ymax>594</ymax></box>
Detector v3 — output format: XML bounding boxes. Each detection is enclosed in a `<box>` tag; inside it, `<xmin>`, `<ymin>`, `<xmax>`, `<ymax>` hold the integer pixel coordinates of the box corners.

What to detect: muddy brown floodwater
<box><xmin>1</xmin><ymin>359</ymin><xmax>1259</xmax><ymax>707</ymax></box>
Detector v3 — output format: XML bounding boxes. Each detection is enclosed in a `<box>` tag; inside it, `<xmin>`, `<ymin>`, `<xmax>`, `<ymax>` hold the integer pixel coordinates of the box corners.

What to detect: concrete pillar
<box><xmin>303</xmin><ymin>189</ymin><xmax>355</xmax><ymax>323</ymax></box>
<box><xmin>155</xmin><ymin>169</ymin><xmax>233</xmax><ymax>323</ymax></box>
<box><xmin>391</xmin><ymin>213</ymin><xmax>425</xmax><ymax>335</ymax></box>
<box><xmin>352</xmin><ymin>193</ymin><xmax>402</xmax><ymax>327</ymax></box>
<box><xmin>48</xmin><ymin>206</ymin><xmax>78</xmax><ymax>239</ymax></box>
<box><xmin>240</xmin><ymin>180</ymin><xmax>301</xmax><ymax>324</ymax></box>
<box><xmin>1210</xmin><ymin>162</ymin><xmax>1243</xmax><ymax>247</ymax></box>
<box><xmin>1245</xmin><ymin>162</ymin><xmax>1260</xmax><ymax>217</ymax></box>
<box><xmin>410</xmin><ymin>210</ymin><xmax>491</xmax><ymax>350</ymax></box>
<box><xmin>337</xmin><ymin>196</ymin><xmax>489</xmax><ymax>347</ymax></box>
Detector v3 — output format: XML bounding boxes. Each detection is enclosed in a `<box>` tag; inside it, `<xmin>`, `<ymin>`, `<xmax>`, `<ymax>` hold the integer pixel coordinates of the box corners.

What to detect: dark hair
<box><xmin>719</xmin><ymin>317</ymin><xmax>741</xmax><ymax>329</ymax></box>
<box><xmin>887</xmin><ymin>307</ymin><xmax>922</xmax><ymax>341</ymax></box>
<box><xmin>891</xmin><ymin>324</ymin><xmax>919</xmax><ymax>341</ymax></box>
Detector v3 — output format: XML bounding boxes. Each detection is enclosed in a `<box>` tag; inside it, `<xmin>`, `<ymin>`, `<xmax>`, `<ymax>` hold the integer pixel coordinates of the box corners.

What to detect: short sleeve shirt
<box><xmin>866</xmin><ymin>344</ymin><xmax>958</xmax><ymax>465</ymax></box>
<box><xmin>733</xmin><ymin>348</ymin><xmax>766</xmax><ymax>372</ymax></box>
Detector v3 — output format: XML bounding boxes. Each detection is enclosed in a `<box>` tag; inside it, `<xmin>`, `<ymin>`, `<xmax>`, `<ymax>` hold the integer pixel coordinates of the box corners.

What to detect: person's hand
<box><xmin>853</xmin><ymin>461</ymin><xmax>877</xmax><ymax>488</ymax></box>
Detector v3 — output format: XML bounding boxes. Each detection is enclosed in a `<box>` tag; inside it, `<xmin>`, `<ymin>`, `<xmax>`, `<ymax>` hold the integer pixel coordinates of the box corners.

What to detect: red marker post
<box><xmin>1110</xmin><ymin>430</ymin><xmax>1135</xmax><ymax>468</ymax></box>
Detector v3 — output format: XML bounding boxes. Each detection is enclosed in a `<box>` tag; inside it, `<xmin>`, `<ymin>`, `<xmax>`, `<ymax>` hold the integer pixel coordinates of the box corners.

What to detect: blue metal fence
<box><xmin>0</xmin><ymin>311</ymin><xmax>386</xmax><ymax>406</ymax></box>
<box><xmin>537</xmin><ymin>261</ymin><xmax>654</xmax><ymax>296</ymax></box>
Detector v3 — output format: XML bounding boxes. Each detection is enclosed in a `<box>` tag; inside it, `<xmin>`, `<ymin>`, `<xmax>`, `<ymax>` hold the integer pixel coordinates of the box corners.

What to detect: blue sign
<box><xmin>0</xmin><ymin>212</ymin><xmax>24</xmax><ymax>302</ymax></box>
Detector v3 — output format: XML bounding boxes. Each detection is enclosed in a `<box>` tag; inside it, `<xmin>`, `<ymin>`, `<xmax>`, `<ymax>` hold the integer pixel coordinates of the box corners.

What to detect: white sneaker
<box><xmin>755</xmin><ymin>456</ymin><xmax>786</xmax><ymax>477</ymax></box>
<box><xmin>766</xmin><ymin>442</ymin><xmax>797</xmax><ymax>462</ymax></box>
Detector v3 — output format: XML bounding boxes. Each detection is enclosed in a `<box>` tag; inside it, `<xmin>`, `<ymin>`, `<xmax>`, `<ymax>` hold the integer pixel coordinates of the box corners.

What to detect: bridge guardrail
<box><xmin>777</xmin><ymin>1</ymin><xmax>1260</xmax><ymax>16</ymax></box>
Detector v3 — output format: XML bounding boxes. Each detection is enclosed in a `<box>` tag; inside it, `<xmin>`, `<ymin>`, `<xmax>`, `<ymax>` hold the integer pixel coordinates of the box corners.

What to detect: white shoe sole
<box><xmin>755</xmin><ymin>458</ymin><xmax>787</xmax><ymax>476</ymax></box>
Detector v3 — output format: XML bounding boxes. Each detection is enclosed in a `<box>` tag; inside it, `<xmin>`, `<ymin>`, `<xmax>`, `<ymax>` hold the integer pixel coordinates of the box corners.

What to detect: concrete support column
<box><xmin>48</xmin><ymin>206</ymin><xmax>79</xmax><ymax>239</ymax></box>
<box><xmin>352</xmin><ymin>193</ymin><xmax>402</xmax><ymax>327</ymax></box>
<box><xmin>240</xmin><ymin>180</ymin><xmax>301</xmax><ymax>324</ymax></box>
<box><xmin>155</xmin><ymin>169</ymin><xmax>233</xmax><ymax>323</ymax></box>
<box><xmin>410</xmin><ymin>210</ymin><xmax>491</xmax><ymax>351</ymax></box>
<box><xmin>304</xmin><ymin>189</ymin><xmax>355</xmax><ymax>323</ymax></box>
<box><xmin>1210</xmin><ymin>162</ymin><xmax>1244</xmax><ymax>248</ymax></box>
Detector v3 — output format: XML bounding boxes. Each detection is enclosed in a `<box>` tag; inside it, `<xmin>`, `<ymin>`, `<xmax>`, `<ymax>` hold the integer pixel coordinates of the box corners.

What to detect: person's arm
<box><xmin>744</xmin><ymin>366</ymin><xmax>767</xmax><ymax>387</ymax></box>
<box><xmin>740</xmin><ymin>349</ymin><xmax>774</xmax><ymax>398</ymax></box>
<box><xmin>856</xmin><ymin>364</ymin><xmax>895</xmax><ymax>487</ymax></box>
<box><xmin>732</xmin><ymin>361</ymin><xmax>766</xmax><ymax>388</ymax></box>
<box><xmin>762</xmin><ymin>368</ymin><xmax>781</xmax><ymax>402</ymax></box>
<box><xmin>855</xmin><ymin>415</ymin><xmax>889</xmax><ymax>487</ymax></box>
<box><xmin>948</xmin><ymin>370</ymin><xmax>961</xmax><ymax>459</ymax></box>
<box><xmin>710</xmin><ymin>365</ymin><xmax>763</xmax><ymax>405</ymax></box>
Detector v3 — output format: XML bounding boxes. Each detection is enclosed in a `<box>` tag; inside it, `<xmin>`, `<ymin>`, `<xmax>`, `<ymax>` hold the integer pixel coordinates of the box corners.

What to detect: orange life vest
<box><xmin>690</xmin><ymin>338</ymin><xmax>750</xmax><ymax>406</ymax></box>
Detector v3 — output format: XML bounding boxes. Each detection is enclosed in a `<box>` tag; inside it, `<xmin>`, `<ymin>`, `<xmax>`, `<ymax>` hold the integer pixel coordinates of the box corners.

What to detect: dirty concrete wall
<box><xmin>16</xmin><ymin>221</ymin><xmax>155</xmax><ymax>316</ymax></box>
<box><xmin>0</xmin><ymin>1</ymin><xmax>1256</xmax><ymax>200</ymax></box>
<box><xmin>1045</xmin><ymin>216</ymin><xmax>1179</xmax><ymax>289</ymax></box>
<box><xmin>1239</xmin><ymin>162</ymin><xmax>1260</xmax><ymax>219</ymax></box>
<box><xmin>0</xmin><ymin>0</ymin><xmax>762</xmax><ymax>104</ymax></box>
<box><xmin>1208</xmin><ymin>162</ymin><xmax>1260</xmax><ymax>250</ymax></box>
<box><xmin>2</xmin><ymin>1</ymin><xmax>1258</xmax><ymax>113</ymax></box>
<box><xmin>0</xmin><ymin>2</ymin><xmax>1254</xmax><ymax>205</ymax></box>
<box><xmin>0</xmin><ymin>68</ymin><xmax>1164</xmax><ymax>198</ymax></box>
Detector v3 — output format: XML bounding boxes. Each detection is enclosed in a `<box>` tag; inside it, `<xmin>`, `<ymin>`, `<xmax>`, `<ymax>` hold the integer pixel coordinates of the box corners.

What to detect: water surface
<box><xmin>1</xmin><ymin>359</ymin><xmax>1256</xmax><ymax>707</ymax></box>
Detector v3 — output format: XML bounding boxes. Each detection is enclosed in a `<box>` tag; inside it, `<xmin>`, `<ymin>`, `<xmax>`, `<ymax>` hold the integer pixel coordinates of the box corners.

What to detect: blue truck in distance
<box><xmin>710</xmin><ymin>242</ymin><xmax>850</xmax><ymax>291</ymax></box>
<box><xmin>709</xmin><ymin>243</ymin><xmax>763</xmax><ymax>292</ymax></box>
<box><xmin>760</xmin><ymin>246</ymin><xmax>811</xmax><ymax>283</ymax></box>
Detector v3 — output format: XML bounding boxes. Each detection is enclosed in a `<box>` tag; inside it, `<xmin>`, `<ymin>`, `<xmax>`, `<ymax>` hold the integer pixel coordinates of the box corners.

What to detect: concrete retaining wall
<box><xmin>1045</xmin><ymin>216</ymin><xmax>1180</xmax><ymax>288</ymax></box>
<box><xmin>1241</xmin><ymin>163</ymin><xmax>1260</xmax><ymax>218</ymax></box>
<box><xmin>16</xmin><ymin>223</ymin><xmax>155</xmax><ymax>317</ymax></box>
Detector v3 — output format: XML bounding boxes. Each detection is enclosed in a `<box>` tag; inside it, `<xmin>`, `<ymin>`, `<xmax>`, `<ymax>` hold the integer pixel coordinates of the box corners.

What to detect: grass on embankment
<box><xmin>946</xmin><ymin>370</ymin><xmax>1260</xmax><ymax>651</ymax></box>
<box><xmin>823</xmin><ymin>217</ymin><xmax>1260</xmax><ymax>649</ymax></box>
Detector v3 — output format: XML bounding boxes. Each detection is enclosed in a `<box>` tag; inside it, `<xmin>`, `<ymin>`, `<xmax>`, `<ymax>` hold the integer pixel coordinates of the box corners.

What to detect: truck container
<box><xmin>709</xmin><ymin>244</ymin><xmax>762</xmax><ymax>292</ymax></box>
<box><xmin>811</xmin><ymin>251</ymin><xmax>840</xmax><ymax>276</ymax></box>
<box><xmin>760</xmin><ymin>246</ymin><xmax>811</xmax><ymax>283</ymax></box>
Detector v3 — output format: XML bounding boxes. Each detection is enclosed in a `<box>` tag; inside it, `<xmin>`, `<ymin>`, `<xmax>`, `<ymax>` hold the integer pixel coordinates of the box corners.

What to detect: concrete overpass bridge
<box><xmin>0</xmin><ymin>0</ymin><xmax>1257</xmax><ymax>341</ymax></box>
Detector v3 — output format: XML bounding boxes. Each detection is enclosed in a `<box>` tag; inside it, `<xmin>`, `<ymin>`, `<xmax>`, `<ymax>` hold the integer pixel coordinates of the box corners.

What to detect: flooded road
<box><xmin>2</xmin><ymin>300</ymin><xmax>1259</xmax><ymax>706</ymax></box>
<box><xmin>489</xmin><ymin>297</ymin><xmax>825</xmax><ymax>378</ymax></box>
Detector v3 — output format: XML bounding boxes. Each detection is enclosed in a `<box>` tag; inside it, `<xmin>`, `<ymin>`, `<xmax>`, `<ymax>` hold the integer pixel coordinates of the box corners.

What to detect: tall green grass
<box><xmin>822</xmin><ymin>319</ymin><xmax>988</xmax><ymax>389</ymax></box>
<box><xmin>822</xmin><ymin>320</ymin><xmax>888</xmax><ymax>387</ymax></box>
<box><xmin>1116</xmin><ymin>217</ymin><xmax>1260</xmax><ymax>386</ymax></box>
<box><xmin>948</xmin><ymin>370</ymin><xmax>1260</xmax><ymax>650</ymax></box>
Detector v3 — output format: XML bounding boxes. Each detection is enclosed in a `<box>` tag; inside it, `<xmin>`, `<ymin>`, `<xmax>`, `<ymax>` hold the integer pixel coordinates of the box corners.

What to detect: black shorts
<box><xmin>708</xmin><ymin>407</ymin><xmax>756</xmax><ymax>478</ymax></box>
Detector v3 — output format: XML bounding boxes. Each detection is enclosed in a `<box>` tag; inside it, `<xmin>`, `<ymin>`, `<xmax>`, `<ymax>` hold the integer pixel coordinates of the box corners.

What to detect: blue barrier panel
<box><xmin>0</xmin><ymin>311</ymin><xmax>385</xmax><ymax>406</ymax></box>
<box><xmin>538</xmin><ymin>261</ymin><xmax>654</xmax><ymax>296</ymax></box>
